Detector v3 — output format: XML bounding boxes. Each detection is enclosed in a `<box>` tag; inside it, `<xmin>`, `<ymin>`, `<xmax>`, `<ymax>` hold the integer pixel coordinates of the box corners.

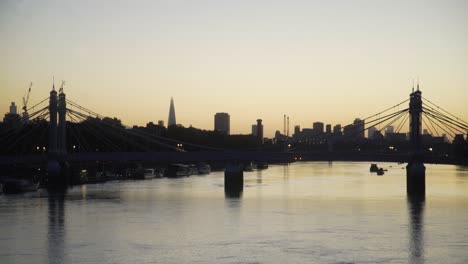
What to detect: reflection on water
<box><xmin>407</xmin><ymin>194</ymin><xmax>425</xmax><ymax>264</ymax></box>
<box><xmin>256</xmin><ymin>170</ymin><xmax>262</xmax><ymax>184</ymax></box>
<box><xmin>47</xmin><ymin>189</ymin><xmax>66</xmax><ymax>264</ymax></box>
<box><xmin>1</xmin><ymin>162</ymin><xmax>468</xmax><ymax>264</ymax></box>
<box><xmin>224</xmin><ymin>187</ymin><xmax>243</xmax><ymax>199</ymax></box>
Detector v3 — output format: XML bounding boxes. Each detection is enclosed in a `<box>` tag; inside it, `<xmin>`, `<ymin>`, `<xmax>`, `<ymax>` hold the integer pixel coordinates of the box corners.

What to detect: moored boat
<box><xmin>1</xmin><ymin>178</ymin><xmax>39</xmax><ymax>194</ymax></box>
<box><xmin>167</xmin><ymin>164</ymin><xmax>190</xmax><ymax>177</ymax></box>
<box><xmin>143</xmin><ymin>168</ymin><xmax>157</xmax><ymax>179</ymax></box>
<box><xmin>197</xmin><ymin>162</ymin><xmax>211</xmax><ymax>174</ymax></box>
<box><xmin>377</xmin><ymin>168</ymin><xmax>385</xmax><ymax>175</ymax></box>
<box><xmin>257</xmin><ymin>161</ymin><xmax>268</xmax><ymax>170</ymax></box>
<box><xmin>370</xmin><ymin>164</ymin><xmax>379</xmax><ymax>173</ymax></box>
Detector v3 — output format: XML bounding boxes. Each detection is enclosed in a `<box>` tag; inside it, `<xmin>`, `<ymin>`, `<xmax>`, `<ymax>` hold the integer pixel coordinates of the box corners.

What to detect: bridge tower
<box><xmin>57</xmin><ymin>87</ymin><xmax>67</xmax><ymax>157</ymax></box>
<box><xmin>46</xmin><ymin>82</ymin><xmax>69</xmax><ymax>187</ymax></box>
<box><xmin>407</xmin><ymin>84</ymin><xmax>425</xmax><ymax>195</ymax></box>
<box><xmin>47</xmin><ymin>83</ymin><xmax>61</xmax><ymax>176</ymax></box>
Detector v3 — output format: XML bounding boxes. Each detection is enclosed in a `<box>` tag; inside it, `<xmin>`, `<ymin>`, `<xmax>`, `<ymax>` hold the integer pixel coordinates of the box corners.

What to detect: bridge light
<box><xmin>42</xmin><ymin>147</ymin><xmax>46</xmax><ymax>151</ymax></box>
<box><xmin>36</xmin><ymin>146</ymin><xmax>40</xmax><ymax>150</ymax></box>
<box><xmin>288</xmin><ymin>144</ymin><xmax>291</xmax><ymax>147</ymax></box>
<box><xmin>73</xmin><ymin>145</ymin><xmax>76</xmax><ymax>149</ymax></box>
<box><xmin>429</xmin><ymin>147</ymin><xmax>433</xmax><ymax>152</ymax></box>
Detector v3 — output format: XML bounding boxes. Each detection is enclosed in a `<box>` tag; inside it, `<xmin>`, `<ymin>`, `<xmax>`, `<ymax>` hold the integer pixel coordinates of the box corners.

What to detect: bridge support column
<box><xmin>224</xmin><ymin>161</ymin><xmax>243</xmax><ymax>198</ymax></box>
<box><xmin>406</xmin><ymin>87</ymin><xmax>425</xmax><ymax>195</ymax></box>
<box><xmin>58</xmin><ymin>90</ymin><xmax>67</xmax><ymax>157</ymax></box>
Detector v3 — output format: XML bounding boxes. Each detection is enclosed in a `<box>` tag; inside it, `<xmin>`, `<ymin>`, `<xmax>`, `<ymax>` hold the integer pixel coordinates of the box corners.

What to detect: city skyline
<box><xmin>1</xmin><ymin>0</ymin><xmax>467</xmax><ymax>137</ymax></box>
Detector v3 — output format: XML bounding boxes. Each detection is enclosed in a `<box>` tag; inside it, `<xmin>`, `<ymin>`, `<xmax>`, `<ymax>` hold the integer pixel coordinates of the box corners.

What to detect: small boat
<box><xmin>1</xmin><ymin>178</ymin><xmax>39</xmax><ymax>194</ymax></box>
<box><xmin>188</xmin><ymin>164</ymin><xmax>198</xmax><ymax>175</ymax></box>
<box><xmin>243</xmin><ymin>162</ymin><xmax>254</xmax><ymax>171</ymax></box>
<box><xmin>377</xmin><ymin>168</ymin><xmax>385</xmax><ymax>175</ymax></box>
<box><xmin>197</xmin><ymin>162</ymin><xmax>211</xmax><ymax>174</ymax></box>
<box><xmin>143</xmin><ymin>168</ymin><xmax>157</xmax><ymax>179</ymax></box>
<box><xmin>370</xmin><ymin>164</ymin><xmax>379</xmax><ymax>173</ymax></box>
<box><xmin>256</xmin><ymin>161</ymin><xmax>268</xmax><ymax>170</ymax></box>
<box><xmin>167</xmin><ymin>164</ymin><xmax>191</xmax><ymax>177</ymax></box>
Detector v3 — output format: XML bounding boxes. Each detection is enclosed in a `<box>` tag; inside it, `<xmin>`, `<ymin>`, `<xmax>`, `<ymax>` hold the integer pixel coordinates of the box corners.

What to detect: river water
<box><xmin>1</xmin><ymin>162</ymin><xmax>467</xmax><ymax>264</ymax></box>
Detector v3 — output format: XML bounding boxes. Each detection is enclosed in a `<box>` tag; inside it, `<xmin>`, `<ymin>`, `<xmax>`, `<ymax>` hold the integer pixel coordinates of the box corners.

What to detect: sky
<box><xmin>1</xmin><ymin>0</ymin><xmax>467</xmax><ymax>137</ymax></box>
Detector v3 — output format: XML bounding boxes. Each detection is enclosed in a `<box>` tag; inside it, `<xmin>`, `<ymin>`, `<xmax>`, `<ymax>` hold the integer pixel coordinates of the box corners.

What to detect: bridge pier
<box><xmin>406</xmin><ymin>86</ymin><xmax>425</xmax><ymax>195</ymax></box>
<box><xmin>224</xmin><ymin>161</ymin><xmax>243</xmax><ymax>197</ymax></box>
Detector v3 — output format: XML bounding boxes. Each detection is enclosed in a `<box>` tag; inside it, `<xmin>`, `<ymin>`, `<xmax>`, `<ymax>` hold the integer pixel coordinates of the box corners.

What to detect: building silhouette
<box><xmin>214</xmin><ymin>112</ymin><xmax>230</xmax><ymax>135</ymax></box>
<box><xmin>326</xmin><ymin>124</ymin><xmax>332</xmax><ymax>134</ymax></box>
<box><xmin>294</xmin><ymin>125</ymin><xmax>300</xmax><ymax>136</ymax></box>
<box><xmin>251</xmin><ymin>124</ymin><xmax>257</xmax><ymax>136</ymax></box>
<box><xmin>158</xmin><ymin>120</ymin><xmax>164</xmax><ymax>127</ymax></box>
<box><xmin>385</xmin><ymin>125</ymin><xmax>394</xmax><ymax>136</ymax></box>
<box><xmin>353</xmin><ymin>118</ymin><xmax>365</xmax><ymax>139</ymax></box>
<box><xmin>168</xmin><ymin>97</ymin><xmax>176</xmax><ymax>127</ymax></box>
<box><xmin>313</xmin><ymin>122</ymin><xmax>324</xmax><ymax>135</ymax></box>
<box><xmin>368</xmin><ymin>126</ymin><xmax>378</xmax><ymax>139</ymax></box>
<box><xmin>333</xmin><ymin>124</ymin><xmax>342</xmax><ymax>135</ymax></box>
<box><xmin>256</xmin><ymin>119</ymin><xmax>263</xmax><ymax>144</ymax></box>
<box><xmin>9</xmin><ymin>102</ymin><xmax>17</xmax><ymax>115</ymax></box>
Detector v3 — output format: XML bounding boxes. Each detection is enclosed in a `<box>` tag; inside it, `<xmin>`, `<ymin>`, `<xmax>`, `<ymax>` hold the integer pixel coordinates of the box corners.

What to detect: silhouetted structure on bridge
<box><xmin>1</xmin><ymin>82</ymin><xmax>467</xmax><ymax>190</ymax></box>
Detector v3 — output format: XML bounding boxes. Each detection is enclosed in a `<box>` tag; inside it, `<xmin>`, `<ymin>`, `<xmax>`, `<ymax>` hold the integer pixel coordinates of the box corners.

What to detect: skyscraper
<box><xmin>252</xmin><ymin>125</ymin><xmax>258</xmax><ymax>136</ymax></box>
<box><xmin>368</xmin><ymin>126</ymin><xmax>378</xmax><ymax>139</ymax></box>
<box><xmin>214</xmin><ymin>112</ymin><xmax>230</xmax><ymax>135</ymax></box>
<box><xmin>333</xmin><ymin>124</ymin><xmax>342</xmax><ymax>135</ymax></box>
<box><xmin>9</xmin><ymin>102</ymin><xmax>17</xmax><ymax>114</ymax></box>
<box><xmin>313</xmin><ymin>122</ymin><xmax>324</xmax><ymax>135</ymax></box>
<box><xmin>256</xmin><ymin>119</ymin><xmax>263</xmax><ymax>144</ymax></box>
<box><xmin>168</xmin><ymin>97</ymin><xmax>176</xmax><ymax>127</ymax></box>
<box><xmin>353</xmin><ymin>118</ymin><xmax>365</xmax><ymax>138</ymax></box>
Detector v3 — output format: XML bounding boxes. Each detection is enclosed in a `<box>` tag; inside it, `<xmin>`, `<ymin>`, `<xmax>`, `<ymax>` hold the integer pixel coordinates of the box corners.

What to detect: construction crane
<box><xmin>22</xmin><ymin>82</ymin><xmax>32</xmax><ymax>112</ymax></box>
<box><xmin>59</xmin><ymin>80</ymin><xmax>65</xmax><ymax>93</ymax></box>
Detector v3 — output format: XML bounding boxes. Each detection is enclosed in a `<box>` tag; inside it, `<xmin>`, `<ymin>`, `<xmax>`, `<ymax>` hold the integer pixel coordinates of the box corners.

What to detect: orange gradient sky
<box><xmin>1</xmin><ymin>0</ymin><xmax>467</xmax><ymax>137</ymax></box>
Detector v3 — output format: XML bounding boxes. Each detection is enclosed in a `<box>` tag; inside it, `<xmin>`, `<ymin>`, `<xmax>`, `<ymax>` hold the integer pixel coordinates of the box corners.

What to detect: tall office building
<box><xmin>168</xmin><ymin>97</ymin><xmax>176</xmax><ymax>127</ymax></box>
<box><xmin>368</xmin><ymin>126</ymin><xmax>378</xmax><ymax>139</ymax></box>
<box><xmin>214</xmin><ymin>112</ymin><xmax>230</xmax><ymax>135</ymax></box>
<box><xmin>333</xmin><ymin>124</ymin><xmax>342</xmax><ymax>135</ymax></box>
<box><xmin>385</xmin><ymin>126</ymin><xmax>394</xmax><ymax>136</ymax></box>
<box><xmin>294</xmin><ymin>125</ymin><xmax>301</xmax><ymax>136</ymax></box>
<box><xmin>252</xmin><ymin>125</ymin><xmax>258</xmax><ymax>136</ymax></box>
<box><xmin>313</xmin><ymin>122</ymin><xmax>324</xmax><ymax>135</ymax></box>
<box><xmin>325</xmin><ymin>124</ymin><xmax>332</xmax><ymax>134</ymax></box>
<box><xmin>9</xmin><ymin>102</ymin><xmax>17</xmax><ymax>114</ymax></box>
<box><xmin>256</xmin><ymin>119</ymin><xmax>264</xmax><ymax>144</ymax></box>
<box><xmin>353</xmin><ymin>118</ymin><xmax>365</xmax><ymax>138</ymax></box>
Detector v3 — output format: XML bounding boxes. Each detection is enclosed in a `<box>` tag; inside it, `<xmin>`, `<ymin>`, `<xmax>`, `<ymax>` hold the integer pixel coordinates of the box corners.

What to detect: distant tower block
<box><xmin>256</xmin><ymin>119</ymin><xmax>263</xmax><ymax>144</ymax></box>
<box><xmin>168</xmin><ymin>97</ymin><xmax>176</xmax><ymax>127</ymax></box>
<box><xmin>9</xmin><ymin>102</ymin><xmax>17</xmax><ymax>114</ymax></box>
<box><xmin>214</xmin><ymin>112</ymin><xmax>230</xmax><ymax>135</ymax></box>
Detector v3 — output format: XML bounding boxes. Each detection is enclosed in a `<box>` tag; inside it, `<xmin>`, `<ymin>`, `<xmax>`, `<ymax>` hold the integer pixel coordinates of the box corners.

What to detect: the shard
<box><xmin>168</xmin><ymin>97</ymin><xmax>176</xmax><ymax>126</ymax></box>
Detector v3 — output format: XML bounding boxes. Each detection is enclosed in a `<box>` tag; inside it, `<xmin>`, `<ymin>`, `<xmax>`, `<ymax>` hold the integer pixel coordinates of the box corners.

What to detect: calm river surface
<box><xmin>1</xmin><ymin>162</ymin><xmax>468</xmax><ymax>264</ymax></box>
